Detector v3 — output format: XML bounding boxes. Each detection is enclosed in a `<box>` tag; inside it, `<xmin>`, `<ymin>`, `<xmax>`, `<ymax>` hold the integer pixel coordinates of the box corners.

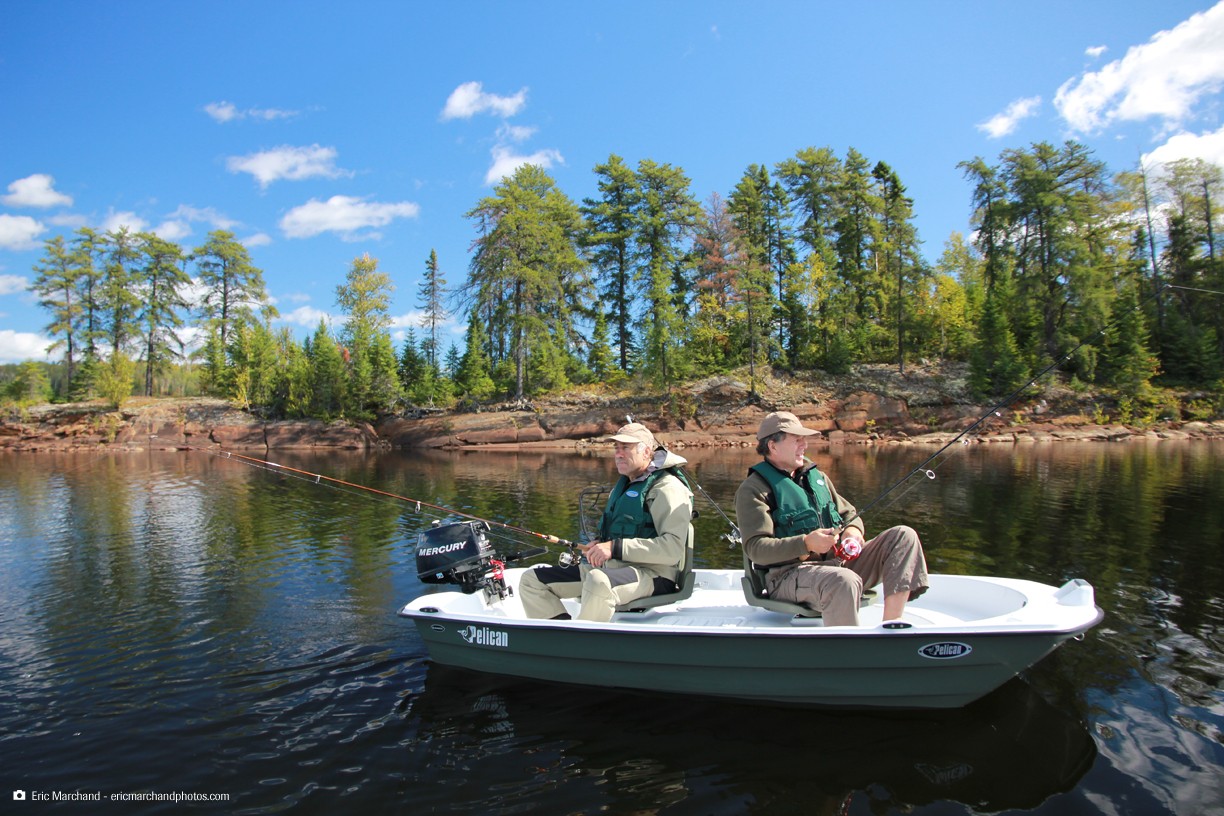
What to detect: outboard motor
<box><xmin>415</xmin><ymin>520</ymin><xmax>500</xmax><ymax>594</ymax></box>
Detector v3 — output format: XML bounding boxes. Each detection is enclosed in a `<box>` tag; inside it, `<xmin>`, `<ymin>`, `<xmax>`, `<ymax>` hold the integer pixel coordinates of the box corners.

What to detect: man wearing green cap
<box><xmin>519</xmin><ymin>422</ymin><xmax>694</xmax><ymax>622</ymax></box>
<box><xmin>735</xmin><ymin>411</ymin><xmax>928</xmax><ymax>626</ymax></box>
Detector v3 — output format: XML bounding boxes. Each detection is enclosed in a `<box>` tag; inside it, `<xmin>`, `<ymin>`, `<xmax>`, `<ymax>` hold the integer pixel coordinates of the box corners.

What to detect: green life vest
<box><xmin>749</xmin><ymin>461</ymin><xmax>843</xmax><ymax>537</ymax></box>
<box><xmin>599</xmin><ymin>466</ymin><xmax>689</xmax><ymax>540</ymax></box>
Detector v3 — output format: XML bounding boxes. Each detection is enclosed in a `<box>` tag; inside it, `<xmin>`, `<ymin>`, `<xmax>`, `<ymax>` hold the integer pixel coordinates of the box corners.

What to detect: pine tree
<box><xmin>587</xmin><ymin>310</ymin><xmax>616</xmax><ymax>381</ymax></box>
<box><xmin>1098</xmin><ymin>284</ymin><xmax>1159</xmax><ymax>394</ymax></box>
<box><xmin>30</xmin><ymin>236</ymin><xmax>84</xmax><ymax>394</ymax></box>
<box><xmin>634</xmin><ymin>159</ymin><xmax>700</xmax><ymax>387</ymax></box>
<box><xmin>398</xmin><ymin>328</ymin><xmax>427</xmax><ymax>395</ymax></box>
<box><xmin>581</xmin><ymin>154</ymin><xmax>641</xmax><ymax>372</ymax></box>
<box><xmin>191</xmin><ymin>230</ymin><xmax>271</xmax><ymax>347</ymax></box>
<box><xmin>135</xmin><ymin>233</ymin><xmax>191</xmax><ymax>396</ymax></box>
<box><xmin>455</xmin><ymin>313</ymin><xmax>496</xmax><ymax>403</ymax></box>
<box><xmin>100</xmin><ymin>227</ymin><xmax>143</xmax><ymax>361</ymax></box>
<box><xmin>969</xmin><ymin>288</ymin><xmax>1029</xmax><ymax>398</ymax></box>
<box><xmin>336</xmin><ymin>253</ymin><xmax>396</xmax><ymax>417</ymax></box>
<box><xmin>465</xmin><ymin>164</ymin><xmax>586</xmax><ymax>398</ymax></box>
<box><xmin>307</xmin><ymin>320</ymin><xmax>346</xmax><ymax>419</ymax></box>
<box><xmin>418</xmin><ymin>249</ymin><xmax>448</xmax><ymax>369</ymax></box>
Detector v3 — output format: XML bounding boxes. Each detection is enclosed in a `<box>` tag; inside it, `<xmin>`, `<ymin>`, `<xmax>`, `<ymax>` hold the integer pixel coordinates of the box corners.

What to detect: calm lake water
<box><xmin>2</xmin><ymin>441</ymin><xmax>1222</xmax><ymax>815</ymax></box>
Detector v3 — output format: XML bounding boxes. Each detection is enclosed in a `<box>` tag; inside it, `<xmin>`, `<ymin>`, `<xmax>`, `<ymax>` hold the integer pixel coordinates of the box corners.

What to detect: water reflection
<box><xmin>403</xmin><ymin>668</ymin><xmax>1095</xmax><ymax>814</ymax></box>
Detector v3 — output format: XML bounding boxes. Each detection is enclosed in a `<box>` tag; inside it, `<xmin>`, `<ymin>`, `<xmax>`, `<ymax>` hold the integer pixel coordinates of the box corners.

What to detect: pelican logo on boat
<box><xmin>918</xmin><ymin>641</ymin><xmax>973</xmax><ymax>660</ymax></box>
<box><xmin>459</xmin><ymin>625</ymin><xmax>509</xmax><ymax>648</ymax></box>
<box><xmin>418</xmin><ymin>541</ymin><xmax>468</xmax><ymax>558</ymax></box>
<box><xmin>916</xmin><ymin>761</ymin><xmax>974</xmax><ymax>785</ymax></box>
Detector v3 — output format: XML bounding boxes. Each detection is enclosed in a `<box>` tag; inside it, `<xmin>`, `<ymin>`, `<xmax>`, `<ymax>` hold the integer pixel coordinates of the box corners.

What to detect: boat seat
<box><xmin>616</xmin><ymin>523</ymin><xmax>695</xmax><ymax>612</ymax></box>
<box><xmin>741</xmin><ymin>553</ymin><xmax>876</xmax><ymax>618</ymax></box>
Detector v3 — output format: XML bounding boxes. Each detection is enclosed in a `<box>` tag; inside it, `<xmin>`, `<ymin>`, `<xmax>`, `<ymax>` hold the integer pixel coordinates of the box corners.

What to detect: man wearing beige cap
<box><xmin>519</xmin><ymin>422</ymin><xmax>694</xmax><ymax>622</ymax></box>
<box><xmin>735</xmin><ymin>411</ymin><xmax>928</xmax><ymax>625</ymax></box>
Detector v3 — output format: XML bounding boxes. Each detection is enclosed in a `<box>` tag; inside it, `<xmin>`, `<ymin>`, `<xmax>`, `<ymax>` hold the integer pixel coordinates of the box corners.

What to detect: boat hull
<box><xmin>400</xmin><ymin>569</ymin><xmax>1103</xmax><ymax>709</ymax></box>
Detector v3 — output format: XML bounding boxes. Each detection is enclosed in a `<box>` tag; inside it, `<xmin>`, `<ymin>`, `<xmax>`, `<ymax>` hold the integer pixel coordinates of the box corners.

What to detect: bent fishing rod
<box><xmin>838</xmin><ymin>282</ymin><xmax>1221</xmax><ymax>533</ymax></box>
<box><xmin>166</xmin><ymin>438</ymin><xmax>576</xmax><ymax>550</ymax></box>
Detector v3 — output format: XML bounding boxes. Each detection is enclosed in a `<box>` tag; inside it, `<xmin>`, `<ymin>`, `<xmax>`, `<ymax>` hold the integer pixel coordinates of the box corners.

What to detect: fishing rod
<box><xmin>686</xmin><ymin>472</ymin><xmax>743</xmax><ymax>547</ymax></box>
<box><xmin>166</xmin><ymin>438</ymin><xmax>576</xmax><ymax>550</ymax></box>
<box><xmin>838</xmin><ymin>282</ymin><xmax>1223</xmax><ymax>533</ymax></box>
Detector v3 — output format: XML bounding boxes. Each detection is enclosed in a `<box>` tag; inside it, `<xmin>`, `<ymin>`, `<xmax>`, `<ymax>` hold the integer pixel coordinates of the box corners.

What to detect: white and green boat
<box><xmin>399</xmin><ymin>520</ymin><xmax>1103</xmax><ymax>710</ymax></box>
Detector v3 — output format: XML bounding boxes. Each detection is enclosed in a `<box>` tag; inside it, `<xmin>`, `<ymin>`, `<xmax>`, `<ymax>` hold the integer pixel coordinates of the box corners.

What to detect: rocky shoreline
<box><xmin>4</xmin><ymin>367</ymin><xmax>1223</xmax><ymax>453</ymax></box>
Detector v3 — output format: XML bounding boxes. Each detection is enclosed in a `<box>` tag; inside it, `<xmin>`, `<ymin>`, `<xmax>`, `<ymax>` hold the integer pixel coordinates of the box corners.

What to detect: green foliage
<box><xmin>969</xmin><ymin>290</ymin><xmax>1030</xmax><ymax>398</ymax></box>
<box><xmin>587</xmin><ymin>310</ymin><xmax>616</xmax><ymax>381</ymax></box>
<box><xmin>1098</xmin><ymin>285</ymin><xmax>1159</xmax><ymax>394</ymax></box>
<box><xmin>307</xmin><ymin>320</ymin><xmax>346</xmax><ymax>420</ymax></box>
<box><xmin>5</xmin><ymin>361</ymin><xmax>52</xmax><ymax>405</ymax></box>
<box><xmin>820</xmin><ymin>330</ymin><xmax>855</xmax><ymax>375</ymax></box>
<box><xmin>94</xmin><ymin>352</ymin><xmax>137</xmax><ymax>409</ymax></box>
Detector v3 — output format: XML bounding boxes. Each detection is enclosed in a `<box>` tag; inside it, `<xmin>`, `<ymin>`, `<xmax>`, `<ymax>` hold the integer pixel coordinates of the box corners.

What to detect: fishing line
<box><xmin>167</xmin><ymin>438</ymin><xmax>575</xmax><ymax>549</ymax></box>
<box><xmin>839</xmin><ymin>281</ymin><xmax>1224</xmax><ymax>532</ymax></box>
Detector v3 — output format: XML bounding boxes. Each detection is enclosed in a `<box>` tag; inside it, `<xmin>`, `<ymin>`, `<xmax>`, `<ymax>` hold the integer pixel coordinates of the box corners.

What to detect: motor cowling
<box><xmin>415</xmin><ymin>520</ymin><xmax>497</xmax><ymax>593</ymax></box>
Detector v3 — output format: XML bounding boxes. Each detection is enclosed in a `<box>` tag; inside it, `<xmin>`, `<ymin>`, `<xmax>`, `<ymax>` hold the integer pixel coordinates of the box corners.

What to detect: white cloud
<box><xmin>1142</xmin><ymin>124</ymin><xmax>1224</xmax><ymax>169</ymax></box>
<box><xmin>168</xmin><ymin>205</ymin><xmax>239</xmax><ymax>231</ymax></box>
<box><xmin>485</xmin><ymin>145</ymin><xmax>564</xmax><ymax>185</ymax></box>
<box><xmin>226</xmin><ymin>144</ymin><xmax>350</xmax><ymax>189</ymax></box>
<box><xmin>205</xmin><ymin>101</ymin><xmax>240</xmax><ymax>122</ymax></box>
<box><xmin>242</xmin><ymin>232</ymin><xmax>273</xmax><ymax>248</ymax></box>
<box><xmin>280</xmin><ymin>304</ymin><xmax>336</xmax><ymax>329</ymax></box>
<box><xmin>441</xmin><ymin>81</ymin><xmax>528</xmax><ymax>120</ymax></box>
<box><xmin>100</xmin><ymin>210</ymin><xmax>149</xmax><ymax>233</ymax></box>
<box><xmin>977</xmin><ymin>96</ymin><xmax>1042</xmax><ymax>138</ymax></box>
<box><xmin>3</xmin><ymin>174</ymin><xmax>73</xmax><ymax>208</ymax></box>
<box><xmin>497</xmin><ymin>123</ymin><xmax>537</xmax><ymax>143</ymax></box>
<box><xmin>390</xmin><ymin>310</ymin><xmax>428</xmax><ymax>330</ymax></box>
<box><xmin>154</xmin><ymin>220</ymin><xmax>192</xmax><ymax>242</ymax></box>
<box><xmin>206</xmin><ymin>100</ymin><xmax>299</xmax><ymax>123</ymax></box>
<box><xmin>279</xmin><ymin>195</ymin><xmax>421</xmax><ymax>240</ymax></box>
<box><xmin>0</xmin><ymin>273</ymin><xmax>28</xmax><ymax>295</ymax></box>
<box><xmin>1055</xmin><ymin>3</ymin><xmax>1224</xmax><ymax>133</ymax></box>
<box><xmin>250</xmin><ymin>107</ymin><xmax>297</xmax><ymax>121</ymax></box>
<box><xmin>1085</xmin><ymin>45</ymin><xmax>1108</xmax><ymax>59</ymax></box>
<box><xmin>0</xmin><ymin>329</ymin><xmax>54</xmax><ymax>363</ymax></box>
<box><xmin>0</xmin><ymin>214</ymin><xmax>45</xmax><ymax>250</ymax></box>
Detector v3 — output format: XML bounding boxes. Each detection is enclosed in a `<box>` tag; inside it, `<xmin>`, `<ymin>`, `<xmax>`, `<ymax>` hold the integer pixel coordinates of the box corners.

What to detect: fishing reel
<box><xmin>558</xmin><ymin>545</ymin><xmax>586</xmax><ymax>568</ymax></box>
<box><xmin>833</xmin><ymin>533</ymin><xmax>863</xmax><ymax>562</ymax></box>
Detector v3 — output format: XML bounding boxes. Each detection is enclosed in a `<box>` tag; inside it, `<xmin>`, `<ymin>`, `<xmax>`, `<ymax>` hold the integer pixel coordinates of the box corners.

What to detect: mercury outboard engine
<box><xmin>415</xmin><ymin>520</ymin><xmax>500</xmax><ymax>594</ymax></box>
<box><xmin>414</xmin><ymin>520</ymin><xmax>547</xmax><ymax>600</ymax></box>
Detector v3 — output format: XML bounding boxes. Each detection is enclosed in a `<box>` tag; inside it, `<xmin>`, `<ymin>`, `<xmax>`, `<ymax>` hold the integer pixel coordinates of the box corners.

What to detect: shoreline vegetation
<box><xmin>4</xmin><ymin>364</ymin><xmax>1222</xmax><ymax>453</ymax></box>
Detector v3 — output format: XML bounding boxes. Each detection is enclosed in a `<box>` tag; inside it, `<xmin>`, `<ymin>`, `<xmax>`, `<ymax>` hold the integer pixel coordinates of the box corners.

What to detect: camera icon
<box><xmin>13</xmin><ymin>790</ymin><xmax>27</xmax><ymax>801</ymax></box>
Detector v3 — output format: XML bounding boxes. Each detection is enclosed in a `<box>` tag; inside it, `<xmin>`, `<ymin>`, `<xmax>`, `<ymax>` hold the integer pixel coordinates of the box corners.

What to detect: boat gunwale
<box><xmin>398</xmin><ymin>568</ymin><xmax>1104</xmax><ymax>640</ymax></box>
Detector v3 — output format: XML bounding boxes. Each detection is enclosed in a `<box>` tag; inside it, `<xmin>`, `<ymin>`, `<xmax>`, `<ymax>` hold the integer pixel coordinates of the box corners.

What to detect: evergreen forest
<box><xmin>6</xmin><ymin>141</ymin><xmax>1224</xmax><ymax>423</ymax></box>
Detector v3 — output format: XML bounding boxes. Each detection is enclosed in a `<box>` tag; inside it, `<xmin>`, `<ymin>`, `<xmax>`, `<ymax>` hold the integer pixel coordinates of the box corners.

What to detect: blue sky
<box><xmin>3</xmin><ymin>0</ymin><xmax>1223</xmax><ymax>365</ymax></box>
